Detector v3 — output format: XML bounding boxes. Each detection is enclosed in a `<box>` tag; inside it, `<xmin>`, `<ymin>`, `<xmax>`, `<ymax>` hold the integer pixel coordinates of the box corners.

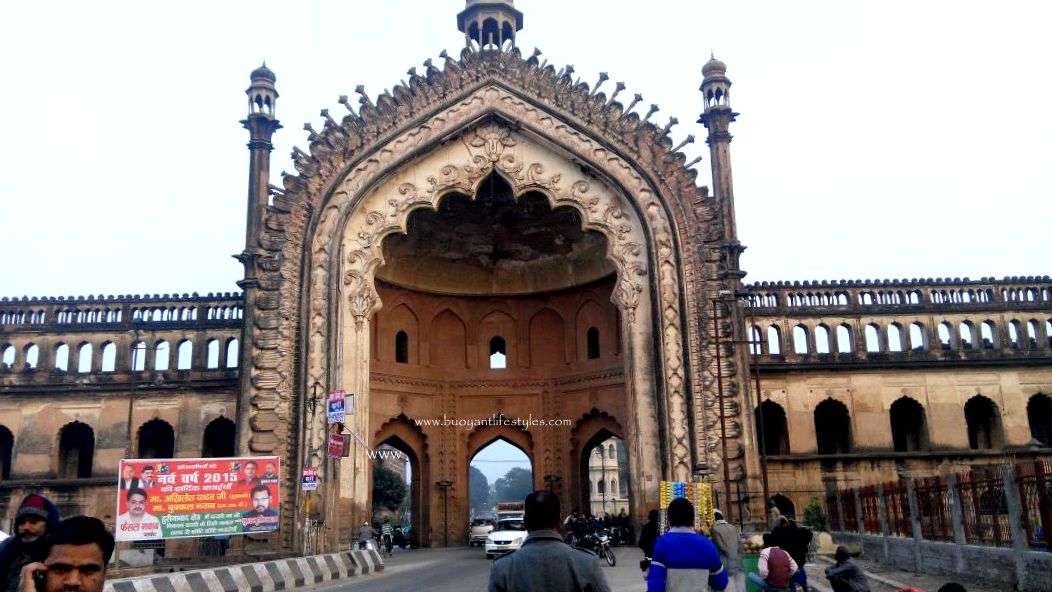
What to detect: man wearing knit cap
<box><xmin>0</xmin><ymin>494</ymin><xmax>61</xmax><ymax>592</ymax></box>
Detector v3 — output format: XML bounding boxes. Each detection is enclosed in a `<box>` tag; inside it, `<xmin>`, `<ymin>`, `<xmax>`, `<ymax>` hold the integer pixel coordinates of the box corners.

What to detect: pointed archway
<box><xmin>241</xmin><ymin>48</ymin><xmax>747</xmax><ymax>551</ymax></box>
<box><xmin>373</xmin><ymin>415</ymin><xmax>430</xmax><ymax>547</ymax></box>
<box><xmin>570</xmin><ymin>409</ymin><xmax>631</xmax><ymax>518</ymax></box>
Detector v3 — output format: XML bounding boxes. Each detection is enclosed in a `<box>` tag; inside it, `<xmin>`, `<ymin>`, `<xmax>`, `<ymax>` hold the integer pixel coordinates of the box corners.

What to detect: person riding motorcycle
<box><xmin>357</xmin><ymin>522</ymin><xmax>375</xmax><ymax>550</ymax></box>
<box><xmin>380</xmin><ymin>518</ymin><xmax>394</xmax><ymax>556</ymax></box>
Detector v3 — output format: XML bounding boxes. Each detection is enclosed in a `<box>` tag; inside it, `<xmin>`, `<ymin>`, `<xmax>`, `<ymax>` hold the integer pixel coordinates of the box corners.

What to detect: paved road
<box><xmin>302</xmin><ymin>546</ymin><xmax>646</xmax><ymax>592</ymax></box>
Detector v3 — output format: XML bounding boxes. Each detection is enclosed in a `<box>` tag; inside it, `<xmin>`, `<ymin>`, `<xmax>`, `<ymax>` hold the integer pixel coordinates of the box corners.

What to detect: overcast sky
<box><xmin>1</xmin><ymin>1</ymin><xmax>1049</xmax><ymax>298</ymax></box>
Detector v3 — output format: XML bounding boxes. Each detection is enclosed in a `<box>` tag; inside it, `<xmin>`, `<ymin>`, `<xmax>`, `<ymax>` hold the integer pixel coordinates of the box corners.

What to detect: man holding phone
<box><xmin>0</xmin><ymin>494</ymin><xmax>61</xmax><ymax>592</ymax></box>
<box><xmin>18</xmin><ymin>516</ymin><xmax>114</xmax><ymax>592</ymax></box>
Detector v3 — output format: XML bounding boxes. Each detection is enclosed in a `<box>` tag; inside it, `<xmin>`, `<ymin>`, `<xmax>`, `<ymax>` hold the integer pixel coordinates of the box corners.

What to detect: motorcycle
<box><xmin>578</xmin><ymin>529</ymin><xmax>616</xmax><ymax>567</ymax></box>
<box><xmin>381</xmin><ymin>533</ymin><xmax>394</xmax><ymax>557</ymax></box>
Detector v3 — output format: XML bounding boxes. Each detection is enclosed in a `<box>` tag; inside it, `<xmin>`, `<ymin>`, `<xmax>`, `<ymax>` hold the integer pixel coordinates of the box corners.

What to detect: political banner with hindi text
<box><xmin>115</xmin><ymin>456</ymin><xmax>280</xmax><ymax>541</ymax></box>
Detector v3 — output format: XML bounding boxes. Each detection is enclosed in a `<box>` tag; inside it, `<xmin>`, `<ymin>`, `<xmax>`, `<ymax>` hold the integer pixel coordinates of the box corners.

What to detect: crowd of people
<box><xmin>562</xmin><ymin>509</ymin><xmax>633</xmax><ymax>546</ymax></box>
<box><xmin>0</xmin><ymin>494</ymin><xmax>114</xmax><ymax>592</ymax></box>
<box><xmin>356</xmin><ymin>517</ymin><xmax>412</xmax><ymax>554</ymax></box>
<box><xmin>489</xmin><ymin>493</ymin><xmax>974</xmax><ymax>592</ymax></box>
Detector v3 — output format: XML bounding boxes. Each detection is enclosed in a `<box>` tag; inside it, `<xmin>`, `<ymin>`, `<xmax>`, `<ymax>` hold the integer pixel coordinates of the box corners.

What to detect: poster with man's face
<box><xmin>115</xmin><ymin>457</ymin><xmax>280</xmax><ymax>541</ymax></box>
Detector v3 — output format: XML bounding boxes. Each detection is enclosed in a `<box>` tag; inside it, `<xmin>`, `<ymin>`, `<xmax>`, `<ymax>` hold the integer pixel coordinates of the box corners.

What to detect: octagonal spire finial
<box><xmin>457</xmin><ymin>1</ymin><xmax>524</xmax><ymax>50</ymax></box>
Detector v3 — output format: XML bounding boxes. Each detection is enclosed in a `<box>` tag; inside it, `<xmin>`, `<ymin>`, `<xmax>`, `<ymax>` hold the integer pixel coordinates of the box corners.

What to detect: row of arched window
<box><xmin>390</xmin><ymin>325</ymin><xmax>604</xmax><ymax>368</ymax></box>
<box><xmin>755</xmin><ymin>393</ymin><xmax>1052</xmax><ymax>457</ymax></box>
<box><xmin>0</xmin><ymin>417</ymin><xmax>235</xmax><ymax>481</ymax></box>
<box><xmin>0</xmin><ymin>310</ymin><xmax>46</xmax><ymax>325</ymax></box>
<box><xmin>751</xmin><ymin>317</ymin><xmax>1052</xmax><ymax>356</ymax></box>
<box><xmin>0</xmin><ymin>338</ymin><xmax>239</xmax><ymax>373</ymax></box>
<box><xmin>0</xmin><ymin>303</ymin><xmax>242</xmax><ymax>326</ymax></box>
<box><xmin>744</xmin><ymin>285</ymin><xmax>1049</xmax><ymax>309</ymax></box>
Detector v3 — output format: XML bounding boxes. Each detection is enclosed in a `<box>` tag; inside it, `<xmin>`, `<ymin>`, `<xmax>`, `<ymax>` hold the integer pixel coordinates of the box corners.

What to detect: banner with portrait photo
<box><xmin>115</xmin><ymin>457</ymin><xmax>280</xmax><ymax>541</ymax></box>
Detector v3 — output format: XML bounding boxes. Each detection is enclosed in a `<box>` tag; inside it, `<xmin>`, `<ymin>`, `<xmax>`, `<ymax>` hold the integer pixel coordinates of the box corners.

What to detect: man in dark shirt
<box><xmin>772</xmin><ymin>517</ymin><xmax>812</xmax><ymax>591</ymax></box>
<box><xmin>638</xmin><ymin>508</ymin><xmax>660</xmax><ymax>571</ymax></box>
<box><xmin>488</xmin><ymin>491</ymin><xmax>610</xmax><ymax>592</ymax></box>
<box><xmin>824</xmin><ymin>546</ymin><xmax>870</xmax><ymax>592</ymax></box>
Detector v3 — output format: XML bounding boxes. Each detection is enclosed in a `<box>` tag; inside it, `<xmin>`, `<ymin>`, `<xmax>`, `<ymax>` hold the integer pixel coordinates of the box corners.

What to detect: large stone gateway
<box><xmin>237</xmin><ymin>1</ymin><xmax>753</xmax><ymax>550</ymax></box>
<box><xmin>2</xmin><ymin>1</ymin><xmax>1049</xmax><ymax>561</ymax></box>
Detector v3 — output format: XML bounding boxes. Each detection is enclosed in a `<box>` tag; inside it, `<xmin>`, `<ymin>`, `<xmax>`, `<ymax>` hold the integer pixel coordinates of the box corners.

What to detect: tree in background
<box><xmin>372</xmin><ymin>463</ymin><xmax>406</xmax><ymax>515</ymax></box>
<box><xmin>470</xmin><ymin>465</ymin><xmax>492</xmax><ymax>515</ymax></box>
<box><xmin>494</xmin><ymin>467</ymin><xmax>533</xmax><ymax>503</ymax></box>
<box><xmin>801</xmin><ymin>497</ymin><xmax>827</xmax><ymax>532</ymax></box>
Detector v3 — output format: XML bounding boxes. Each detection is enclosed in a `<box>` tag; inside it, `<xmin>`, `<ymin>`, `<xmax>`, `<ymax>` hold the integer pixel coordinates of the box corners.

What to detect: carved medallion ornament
<box><xmin>244</xmin><ymin>46</ymin><xmax>745</xmax><ymax>529</ymax></box>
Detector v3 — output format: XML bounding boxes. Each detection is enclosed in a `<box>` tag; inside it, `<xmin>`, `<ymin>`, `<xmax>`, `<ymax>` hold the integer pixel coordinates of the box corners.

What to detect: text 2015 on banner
<box><xmin>115</xmin><ymin>457</ymin><xmax>280</xmax><ymax>541</ymax></box>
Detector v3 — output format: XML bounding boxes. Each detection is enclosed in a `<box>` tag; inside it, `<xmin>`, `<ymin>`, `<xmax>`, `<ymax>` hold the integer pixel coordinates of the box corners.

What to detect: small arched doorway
<box><xmin>570</xmin><ymin>410</ymin><xmax>631</xmax><ymax>522</ymax></box>
<box><xmin>465</xmin><ymin>425</ymin><xmax>535</xmax><ymax>547</ymax></box>
<box><xmin>201</xmin><ymin>417</ymin><xmax>236</xmax><ymax>458</ymax></box>
<box><xmin>373</xmin><ymin>415</ymin><xmax>429</xmax><ymax>548</ymax></box>
<box><xmin>770</xmin><ymin>493</ymin><xmax>796</xmax><ymax>519</ymax></box>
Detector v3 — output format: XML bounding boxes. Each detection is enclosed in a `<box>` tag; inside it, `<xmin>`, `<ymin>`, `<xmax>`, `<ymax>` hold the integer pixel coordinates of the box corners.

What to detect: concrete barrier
<box><xmin>104</xmin><ymin>549</ymin><xmax>384</xmax><ymax>592</ymax></box>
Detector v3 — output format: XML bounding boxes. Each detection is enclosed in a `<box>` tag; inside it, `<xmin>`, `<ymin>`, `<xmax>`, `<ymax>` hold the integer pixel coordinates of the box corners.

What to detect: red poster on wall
<box><xmin>115</xmin><ymin>456</ymin><xmax>280</xmax><ymax>541</ymax></box>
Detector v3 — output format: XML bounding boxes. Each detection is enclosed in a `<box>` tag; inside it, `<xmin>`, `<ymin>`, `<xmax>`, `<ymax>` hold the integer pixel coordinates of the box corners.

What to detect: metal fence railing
<box><xmin>957</xmin><ymin>467</ymin><xmax>1011</xmax><ymax>546</ymax></box>
<box><xmin>1015</xmin><ymin>459</ymin><xmax>1052</xmax><ymax>549</ymax></box>
<box><xmin>858</xmin><ymin>485</ymin><xmax>881</xmax><ymax>534</ymax></box>
<box><xmin>914</xmin><ymin>476</ymin><xmax>953</xmax><ymax>542</ymax></box>
<box><xmin>824</xmin><ymin>458</ymin><xmax>1052</xmax><ymax>550</ymax></box>
<box><xmin>883</xmin><ymin>481</ymin><xmax>911</xmax><ymax>537</ymax></box>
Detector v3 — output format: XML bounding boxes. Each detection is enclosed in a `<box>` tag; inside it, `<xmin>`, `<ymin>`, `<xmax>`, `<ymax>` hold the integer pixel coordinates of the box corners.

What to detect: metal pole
<box><xmin>602</xmin><ymin>448</ymin><xmax>608</xmax><ymax>517</ymax></box>
<box><xmin>436</xmin><ymin>480</ymin><xmax>452</xmax><ymax>547</ymax></box>
<box><xmin>712</xmin><ymin>298</ymin><xmax>733</xmax><ymax>525</ymax></box>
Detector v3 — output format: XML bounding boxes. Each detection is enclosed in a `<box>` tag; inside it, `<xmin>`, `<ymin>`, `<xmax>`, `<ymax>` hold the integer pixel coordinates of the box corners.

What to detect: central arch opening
<box><xmin>469</xmin><ymin>436</ymin><xmax>533</xmax><ymax>549</ymax></box>
<box><xmin>354</xmin><ymin>130</ymin><xmax>660</xmax><ymax>546</ymax></box>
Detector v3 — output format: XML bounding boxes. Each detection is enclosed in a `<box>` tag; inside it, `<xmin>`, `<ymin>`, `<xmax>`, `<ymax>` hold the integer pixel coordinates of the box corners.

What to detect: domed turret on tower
<box><xmin>247</xmin><ymin>62</ymin><xmax>278</xmax><ymax>118</ymax></box>
<box><xmin>457</xmin><ymin>0</ymin><xmax>523</xmax><ymax>49</ymax></box>
<box><xmin>700</xmin><ymin>54</ymin><xmax>730</xmax><ymax>113</ymax></box>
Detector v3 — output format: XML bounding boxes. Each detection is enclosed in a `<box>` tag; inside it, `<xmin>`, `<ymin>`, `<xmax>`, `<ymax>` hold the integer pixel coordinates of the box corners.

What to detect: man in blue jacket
<box><xmin>647</xmin><ymin>498</ymin><xmax>728</xmax><ymax>592</ymax></box>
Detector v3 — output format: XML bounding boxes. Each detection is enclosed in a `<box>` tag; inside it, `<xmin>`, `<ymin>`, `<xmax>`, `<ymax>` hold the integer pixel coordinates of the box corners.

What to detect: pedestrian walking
<box><xmin>709</xmin><ymin>510</ymin><xmax>744</xmax><ymax>592</ymax></box>
<box><xmin>488</xmin><ymin>491</ymin><xmax>610</xmax><ymax>592</ymax></box>
<box><xmin>638</xmin><ymin>509</ymin><xmax>659</xmax><ymax>558</ymax></box>
<box><xmin>646</xmin><ymin>498</ymin><xmax>727</xmax><ymax>592</ymax></box>
<box><xmin>772</xmin><ymin>517</ymin><xmax>812</xmax><ymax>591</ymax></box>
<box><xmin>823</xmin><ymin>546</ymin><xmax>870</xmax><ymax>592</ymax></box>
<box><xmin>0</xmin><ymin>494</ymin><xmax>61</xmax><ymax>592</ymax></box>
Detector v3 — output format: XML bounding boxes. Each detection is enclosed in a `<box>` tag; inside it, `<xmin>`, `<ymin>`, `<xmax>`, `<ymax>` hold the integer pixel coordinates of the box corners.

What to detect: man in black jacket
<box><xmin>772</xmin><ymin>517</ymin><xmax>812</xmax><ymax>591</ymax></box>
<box><xmin>0</xmin><ymin>494</ymin><xmax>61</xmax><ymax>592</ymax></box>
<box><xmin>824</xmin><ymin>546</ymin><xmax>870</xmax><ymax>592</ymax></box>
<box><xmin>637</xmin><ymin>509</ymin><xmax>660</xmax><ymax>571</ymax></box>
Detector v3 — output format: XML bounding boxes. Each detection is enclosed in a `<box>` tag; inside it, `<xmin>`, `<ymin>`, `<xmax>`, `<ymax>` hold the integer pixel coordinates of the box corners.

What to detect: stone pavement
<box><xmin>300</xmin><ymin>546</ymin><xmax>646</xmax><ymax>592</ymax></box>
<box><xmin>805</xmin><ymin>555</ymin><xmax>1004</xmax><ymax>592</ymax></box>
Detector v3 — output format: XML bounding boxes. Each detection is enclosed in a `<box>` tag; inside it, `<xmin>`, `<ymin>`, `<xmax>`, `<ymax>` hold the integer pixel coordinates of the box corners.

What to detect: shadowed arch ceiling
<box><xmin>377</xmin><ymin>173</ymin><xmax>614</xmax><ymax>295</ymax></box>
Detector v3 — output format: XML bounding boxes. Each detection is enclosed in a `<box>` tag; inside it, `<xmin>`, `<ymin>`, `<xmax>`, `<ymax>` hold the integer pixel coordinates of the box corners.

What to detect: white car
<box><xmin>469</xmin><ymin>518</ymin><xmax>495</xmax><ymax>546</ymax></box>
<box><xmin>485</xmin><ymin>518</ymin><xmax>527</xmax><ymax>558</ymax></box>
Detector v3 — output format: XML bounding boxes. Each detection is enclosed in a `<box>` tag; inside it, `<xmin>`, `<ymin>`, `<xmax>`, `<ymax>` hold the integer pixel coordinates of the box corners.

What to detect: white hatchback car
<box><xmin>485</xmin><ymin>518</ymin><xmax>527</xmax><ymax>558</ymax></box>
<box><xmin>469</xmin><ymin>518</ymin><xmax>495</xmax><ymax>546</ymax></box>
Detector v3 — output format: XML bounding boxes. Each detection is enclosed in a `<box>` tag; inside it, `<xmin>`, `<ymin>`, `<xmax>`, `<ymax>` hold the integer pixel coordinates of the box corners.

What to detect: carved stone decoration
<box><xmin>242</xmin><ymin>46</ymin><xmax>744</xmax><ymax>546</ymax></box>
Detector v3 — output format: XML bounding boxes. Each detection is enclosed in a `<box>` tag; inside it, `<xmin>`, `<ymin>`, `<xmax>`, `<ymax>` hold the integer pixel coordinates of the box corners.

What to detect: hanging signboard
<box><xmin>327</xmin><ymin>433</ymin><xmax>346</xmax><ymax>458</ymax></box>
<box><xmin>115</xmin><ymin>457</ymin><xmax>280</xmax><ymax>542</ymax></box>
<box><xmin>301</xmin><ymin>467</ymin><xmax>319</xmax><ymax>491</ymax></box>
<box><xmin>327</xmin><ymin>389</ymin><xmax>346</xmax><ymax>424</ymax></box>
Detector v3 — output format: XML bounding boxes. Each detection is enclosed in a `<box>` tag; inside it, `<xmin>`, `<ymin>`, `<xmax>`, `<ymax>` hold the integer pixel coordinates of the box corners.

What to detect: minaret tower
<box><xmin>697</xmin><ymin>56</ymin><xmax>745</xmax><ymax>280</ymax></box>
<box><xmin>457</xmin><ymin>0</ymin><xmax>524</xmax><ymax>49</ymax></box>
<box><xmin>235</xmin><ymin>63</ymin><xmax>281</xmax><ymax>451</ymax></box>
<box><xmin>241</xmin><ymin>63</ymin><xmax>281</xmax><ymax>257</ymax></box>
